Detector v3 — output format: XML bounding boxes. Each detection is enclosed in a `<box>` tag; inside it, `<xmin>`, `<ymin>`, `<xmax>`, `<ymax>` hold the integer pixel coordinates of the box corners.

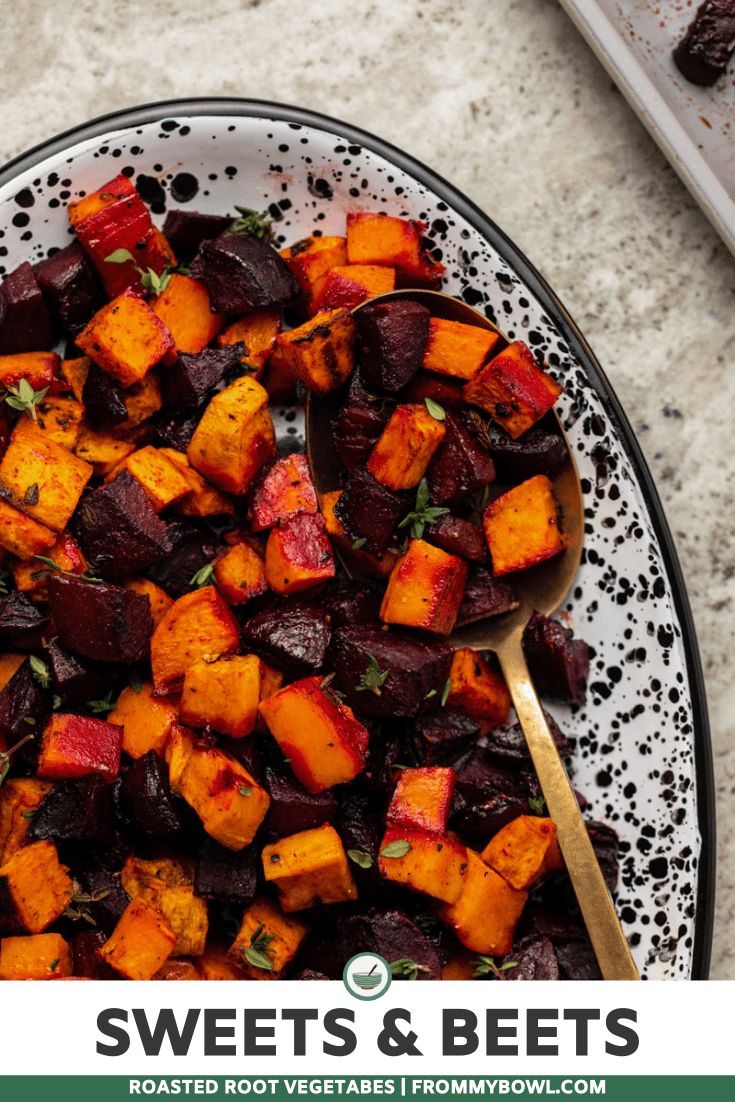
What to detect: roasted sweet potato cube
<box><xmin>0</xmin><ymin>497</ymin><xmax>56</xmax><ymax>561</ymax></box>
<box><xmin>214</xmin><ymin>541</ymin><xmax>268</xmax><ymax>605</ymax></box>
<box><xmin>74</xmin><ymin>425</ymin><xmax>136</xmax><ymax>476</ymax></box>
<box><xmin>481</xmin><ymin>815</ymin><xmax>563</xmax><ymax>891</ymax></box>
<box><xmin>108</xmin><ymin>681</ymin><xmax>177</xmax><ymax>759</ymax></box>
<box><xmin>0</xmin><ymin>351</ymin><xmax>60</xmax><ymax>393</ymax></box>
<box><xmin>121</xmin><ymin>856</ymin><xmax>208</xmax><ymax>957</ymax></box>
<box><xmin>124</xmin><ymin>577</ymin><xmax>173</xmax><ymax>628</ymax></box>
<box><xmin>175</xmin><ymin>744</ymin><xmax>270</xmax><ymax>850</ymax></box>
<box><xmin>464</xmin><ymin>341</ymin><xmax>562</xmax><ymax>439</ymax></box>
<box><xmin>0</xmin><ymin>840</ymin><xmax>73</xmax><ymax>934</ymax></box>
<box><xmin>118</xmin><ymin>371</ymin><xmax>163</xmax><ymax>428</ymax></box>
<box><xmin>60</xmin><ymin>356</ymin><xmax>90</xmax><ymax>401</ymax></box>
<box><xmin>48</xmin><ymin>573</ymin><xmax>153</xmax><ymax>665</ymax></box>
<box><xmin>197</xmin><ymin>945</ymin><xmax>244</xmax><ymax>980</ymax></box>
<box><xmin>346</xmin><ymin>212</ymin><xmax>423</xmax><ymax>271</ymax></box>
<box><xmin>277</xmin><ymin>309</ymin><xmax>356</xmax><ymax>394</ymax></box>
<box><xmin>218</xmin><ymin>308</ymin><xmax>281</xmax><ymax>373</ymax></box>
<box><xmin>262</xmin><ymin>824</ymin><xmax>357</xmax><ymax>912</ymax></box>
<box><xmin>193</xmin><ymin>233</ymin><xmax>297</xmax><ymax>314</ymax></box>
<box><xmin>0</xmin><ymin>654</ymin><xmax>25</xmax><ymax>693</ymax></box>
<box><xmin>387</xmin><ymin>766</ymin><xmax>456</xmax><ymax>834</ymax></box>
<box><xmin>154</xmin><ymin>959</ymin><xmax>201</xmax><ymax>980</ymax></box>
<box><xmin>483</xmin><ymin>474</ymin><xmax>565</xmax><ymax>576</ymax></box>
<box><xmin>437</xmin><ymin>848</ymin><xmax>527</xmax><ymax>954</ymax></box>
<box><xmin>180</xmin><ymin>654</ymin><xmax>261</xmax><ymax>738</ymax></box>
<box><xmin>152</xmin><ymin>274</ymin><xmax>224</xmax><ymax>364</ymax></box>
<box><xmin>151</xmin><ymin>585</ymin><xmax>240</xmax><ymax>693</ymax></box>
<box><xmin>100</xmin><ymin>898</ymin><xmax>176</xmax><ymax>980</ymax></box>
<box><xmin>258</xmin><ymin>676</ymin><xmax>368</xmax><ymax>794</ymax></box>
<box><xmin>378</xmin><ymin>827</ymin><xmax>467</xmax><ymax>904</ymax></box>
<box><xmin>312</xmin><ymin>264</ymin><xmax>396</xmax><ymax>313</ymax></box>
<box><xmin>158</xmin><ymin>449</ymin><xmax>234</xmax><ymax>518</ymax></box>
<box><xmin>0</xmin><ymin>418</ymin><xmax>92</xmax><ymax>532</ymax></box>
<box><xmin>0</xmin><ymin>932</ymin><xmax>72</xmax><ymax>979</ymax></box>
<box><xmin>280</xmin><ymin>235</ymin><xmax>347</xmax><ymax>308</ymax></box>
<box><xmin>108</xmin><ymin>446</ymin><xmax>192</xmax><ymax>512</ymax></box>
<box><xmin>77</xmin><ymin>288</ymin><xmax>174</xmax><ymax>387</ymax></box>
<box><xmin>380</xmin><ymin>539</ymin><xmax>468</xmax><ymax>636</ymax></box>
<box><xmin>228</xmin><ymin>896</ymin><xmax>308</xmax><ymax>979</ymax></box>
<box><xmin>37</xmin><ymin>713</ymin><xmax>122</xmax><ymax>780</ymax></box>
<box><xmin>0</xmin><ymin>778</ymin><xmax>52</xmax><ymax>864</ymax></box>
<box><xmin>446</xmin><ymin>648</ymin><xmax>510</xmax><ymax>728</ymax></box>
<box><xmin>187</xmin><ymin>376</ymin><xmax>276</xmax><ymax>495</ymax></box>
<box><xmin>264</xmin><ymin>513</ymin><xmax>335</xmax><ymax>595</ymax></box>
<box><xmin>422</xmin><ymin>317</ymin><xmax>499</xmax><ymax>380</ymax></box>
<box><xmin>250</xmin><ymin>453</ymin><xmax>318</xmax><ymax>532</ymax></box>
<box><xmin>35</xmin><ymin>395</ymin><xmax>84</xmax><ymax>449</ymax></box>
<box><xmin>165</xmin><ymin>724</ymin><xmax>195</xmax><ymax>789</ymax></box>
<box><xmin>12</xmin><ymin>532</ymin><xmax>85</xmax><ymax>601</ymax></box>
<box><xmin>367</xmin><ymin>404</ymin><xmax>446</xmax><ymax>490</ymax></box>
<box><xmin>356</xmin><ymin>299</ymin><xmax>430</xmax><ymax>393</ymax></box>
<box><xmin>0</xmin><ymin>262</ymin><xmax>55</xmax><ymax>354</ymax></box>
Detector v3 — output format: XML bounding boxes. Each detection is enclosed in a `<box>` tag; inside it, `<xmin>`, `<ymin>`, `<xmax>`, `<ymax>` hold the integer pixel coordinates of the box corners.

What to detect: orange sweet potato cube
<box><xmin>155</xmin><ymin>959</ymin><xmax>201</xmax><ymax>981</ymax></box>
<box><xmin>107</xmin><ymin>681</ymin><xmax>178</xmax><ymax>759</ymax></box>
<box><xmin>37</xmin><ymin>713</ymin><xmax>122</xmax><ymax>780</ymax></box>
<box><xmin>378</xmin><ymin>827</ymin><xmax>467</xmax><ymax>904</ymax></box>
<box><xmin>218</xmin><ymin>308</ymin><xmax>281</xmax><ymax>373</ymax></box>
<box><xmin>0</xmin><ymin>778</ymin><xmax>52</xmax><ymax>864</ymax></box>
<box><xmin>0</xmin><ymin>932</ymin><xmax>72</xmax><ymax>980</ymax></box>
<box><xmin>35</xmin><ymin>395</ymin><xmax>84</xmax><ymax>450</ymax></box>
<box><xmin>107</xmin><ymin>445</ymin><xmax>192</xmax><ymax>512</ymax></box>
<box><xmin>158</xmin><ymin>448</ymin><xmax>234</xmax><ymax>518</ymax></box>
<box><xmin>124</xmin><ymin>577</ymin><xmax>173</xmax><ymax>628</ymax></box>
<box><xmin>74</xmin><ymin>425</ymin><xmax>136</xmax><ymax>476</ymax></box>
<box><xmin>258</xmin><ymin>676</ymin><xmax>368</xmax><ymax>794</ymax></box>
<box><xmin>464</xmin><ymin>341</ymin><xmax>562</xmax><ymax>439</ymax></box>
<box><xmin>187</xmin><ymin>376</ymin><xmax>276</xmax><ymax>495</ymax></box>
<box><xmin>263</xmin><ymin>824</ymin><xmax>358</xmax><ymax>912</ymax></box>
<box><xmin>437</xmin><ymin>848</ymin><xmax>527</xmax><ymax>955</ymax></box>
<box><xmin>481</xmin><ymin>815</ymin><xmax>563</xmax><ymax>891</ymax></box>
<box><xmin>0</xmin><ymin>497</ymin><xmax>56</xmax><ymax>560</ymax></box>
<box><xmin>262</xmin><ymin>344</ymin><xmax>296</xmax><ymax>402</ymax></box>
<box><xmin>117</xmin><ymin>371</ymin><xmax>163</xmax><ymax>429</ymax></box>
<box><xmin>387</xmin><ymin>766</ymin><xmax>456</xmax><ymax>834</ymax></box>
<box><xmin>0</xmin><ymin>351</ymin><xmax>60</xmax><ymax>394</ymax></box>
<box><xmin>214</xmin><ymin>540</ymin><xmax>268</xmax><ymax>605</ymax></box>
<box><xmin>77</xmin><ymin>288</ymin><xmax>174</xmax><ymax>387</ymax></box>
<box><xmin>12</xmin><ymin>531</ymin><xmax>86</xmax><ymax>601</ymax></box>
<box><xmin>250</xmin><ymin>453</ymin><xmax>318</xmax><ymax>532</ymax></box>
<box><xmin>380</xmin><ymin>539</ymin><xmax>468</xmax><ymax>636</ymax></box>
<box><xmin>319</xmin><ymin>490</ymin><xmax>399</xmax><ymax>578</ymax></box>
<box><xmin>0</xmin><ymin>840</ymin><xmax>73</xmax><ymax>934</ymax></box>
<box><xmin>367</xmin><ymin>404</ymin><xmax>446</xmax><ymax>490</ymax></box>
<box><xmin>180</xmin><ymin>654</ymin><xmax>261</xmax><ymax>738</ymax></box>
<box><xmin>0</xmin><ymin>654</ymin><xmax>25</xmax><ymax>692</ymax></box>
<box><xmin>60</xmin><ymin>356</ymin><xmax>90</xmax><ymax>401</ymax></box>
<box><xmin>151</xmin><ymin>585</ymin><xmax>240</xmax><ymax>693</ymax></box>
<box><xmin>446</xmin><ymin>648</ymin><xmax>510</xmax><ymax>728</ymax></box>
<box><xmin>228</xmin><ymin>897</ymin><xmax>308</xmax><ymax>979</ymax></box>
<box><xmin>422</xmin><ymin>317</ymin><xmax>499</xmax><ymax>380</ymax></box>
<box><xmin>312</xmin><ymin>264</ymin><xmax>396</xmax><ymax>313</ymax></box>
<box><xmin>346</xmin><ymin>212</ymin><xmax>422</xmax><ymax>270</ymax></box>
<box><xmin>277</xmin><ymin>309</ymin><xmax>356</xmax><ymax>394</ymax></box>
<box><xmin>280</xmin><ymin>235</ymin><xmax>347</xmax><ymax>308</ymax></box>
<box><xmin>174</xmin><ymin>744</ymin><xmax>270</xmax><ymax>850</ymax></box>
<box><xmin>152</xmin><ymin>274</ymin><xmax>224</xmax><ymax>364</ymax></box>
<box><xmin>264</xmin><ymin>512</ymin><xmax>335</xmax><ymax>595</ymax></box>
<box><xmin>100</xmin><ymin>898</ymin><xmax>176</xmax><ymax>980</ymax></box>
<box><xmin>197</xmin><ymin>945</ymin><xmax>244</xmax><ymax>980</ymax></box>
<box><xmin>0</xmin><ymin>417</ymin><xmax>92</xmax><ymax>532</ymax></box>
<box><xmin>483</xmin><ymin>474</ymin><xmax>565</xmax><ymax>576</ymax></box>
<box><xmin>120</xmin><ymin>855</ymin><xmax>208</xmax><ymax>958</ymax></box>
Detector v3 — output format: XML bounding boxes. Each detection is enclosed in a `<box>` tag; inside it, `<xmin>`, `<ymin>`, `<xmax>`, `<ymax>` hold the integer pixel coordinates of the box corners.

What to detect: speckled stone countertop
<box><xmin>0</xmin><ymin>0</ymin><xmax>732</xmax><ymax>977</ymax></box>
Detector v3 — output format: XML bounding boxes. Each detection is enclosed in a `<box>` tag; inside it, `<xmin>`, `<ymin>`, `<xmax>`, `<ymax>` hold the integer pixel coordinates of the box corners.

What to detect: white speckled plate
<box><xmin>0</xmin><ymin>99</ymin><xmax>714</xmax><ymax>979</ymax></box>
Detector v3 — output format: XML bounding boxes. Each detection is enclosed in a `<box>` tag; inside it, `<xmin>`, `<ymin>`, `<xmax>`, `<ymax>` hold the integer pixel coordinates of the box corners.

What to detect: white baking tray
<box><xmin>560</xmin><ymin>0</ymin><xmax>735</xmax><ymax>258</ymax></box>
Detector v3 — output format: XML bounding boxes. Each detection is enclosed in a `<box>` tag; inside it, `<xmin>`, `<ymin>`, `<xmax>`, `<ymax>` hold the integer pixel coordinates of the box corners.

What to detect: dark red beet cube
<box><xmin>427</xmin><ymin>412</ymin><xmax>496</xmax><ymax>506</ymax></box>
<box><xmin>241</xmin><ymin>600</ymin><xmax>331</xmax><ymax>673</ymax></box>
<box><xmin>333</xmin><ymin>466</ymin><xmax>408</xmax><ymax>553</ymax></box>
<box><xmin>48</xmin><ymin>574</ymin><xmax>153</xmax><ymax>665</ymax></box>
<box><xmin>411</xmin><ymin>711</ymin><xmax>480</xmax><ymax>766</ymax></box>
<box><xmin>356</xmin><ymin>299</ymin><xmax>430</xmax><ymax>392</ymax></box>
<box><xmin>332</xmin><ymin>374</ymin><xmax>395</xmax><ymax>471</ymax></box>
<box><xmin>72</xmin><ymin>930</ymin><xmax>117</xmax><ymax>978</ymax></box>
<box><xmin>483</xmin><ymin>420</ymin><xmax>568</xmax><ymax>484</ymax></box>
<box><xmin>35</xmin><ymin>242</ymin><xmax>104</xmax><ymax>335</ymax></box>
<box><xmin>164</xmin><ymin>343</ymin><xmax>243</xmax><ymax>413</ymax></box>
<box><xmin>0</xmin><ymin>658</ymin><xmax>50</xmax><ymax>747</ymax></box>
<box><xmin>522</xmin><ymin>612</ymin><xmax>590</xmax><ymax>704</ymax></box>
<box><xmin>456</xmin><ymin>567</ymin><xmax>518</xmax><ymax>627</ymax></box>
<box><xmin>451</xmin><ymin>790</ymin><xmax>529</xmax><ymax>845</ymax></box>
<box><xmin>46</xmin><ymin>640</ymin><xmax>110</xmax><ymax>706</ymax></box>
<box><xmin>82</xmin><ymin>362</ymin><xmax>128</xmax><ymax>429</ymax></box>
<box><xmin>485</xmin><ymin>709</ymin><xmax>571</xmax><ymax>766</ymax></box>
<box><xmin>504</xmin><ymin>936</ymin><xmax>560</xmax><ymax>981</ymax></box>
<box><xmin>424</xmin><ymin>515</ymin><xmax>486</xmax><ymax>562</ymax></box>
<box><xmin>264</xmin><ymin>764</ymin><xmax>338</xmax><ymax>838</ymax></box>
<box><xmin>162</xmin><ymin>209</ymin><xmax>233</xmax><ymax>262</ymax></box>
<box><xmin>338</xmin><ymin>908</ymin><xmax>440</xmax><ymax>980</ymax></box>
<box><xmin>195</xmin><ymin>836</ymin><xmax>258</xmax><ymax>905</ymax></box>
<box><xmin>154</xmin><ymin>410</ymin><xmax>200</xmax><ymax>451</ymax></box>
<box><xmin>555</xmin><ymin>940</ymin><xmax>601</xmax><ymax>981</ymax></box>
<box><xmin>192</xmin><ymin>233</ymin><xmax>297</xmax><ymax>313</ymax></box>
<box><xmin>333</xmin><ymin>788</ymin><xmax>382</xmax><ymax>876</ymax></box>
<box><xmin>147</xmin><ymin>522</ymin><xmax>217</xmax><ymax>598</ymax></box>
<box><xmin>28</xmin><ymin>774</ymin><xmax>116</xmax><ymax>845</ymax></box>
<box><xmin>73</xmin><ymin>865</ymin><xmax>131</xmax><ymax>934</ymax></box>
<box><xmin>72</xmin><ymin>469</ymin><xmax>171</xmax><ymax>582</ymax></box>
<box><xmin>320</xmin><ymin>580</ymin><xmax>381</xmax><ymax>626</ymax></box>
<box><xmin>0</xmin><ymin>262</ymin><xmax>55</xmax><ymax>353</ymax></box>
<box><xmin>0</xmin><ymin>590</ymin><xmax>49</xmax><ymax>650</ymax></box>
<box><xmin>120</xmin><ymin>750</ymin><xmax>189</xmax><ymax>837</ymax></box>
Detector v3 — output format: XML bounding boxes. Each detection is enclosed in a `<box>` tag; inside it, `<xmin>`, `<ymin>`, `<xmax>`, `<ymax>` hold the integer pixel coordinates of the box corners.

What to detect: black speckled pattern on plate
<box><xmin>0</xmin><ymin>104</ymin><xmax>713</xmax><ymax>979</ymax></box>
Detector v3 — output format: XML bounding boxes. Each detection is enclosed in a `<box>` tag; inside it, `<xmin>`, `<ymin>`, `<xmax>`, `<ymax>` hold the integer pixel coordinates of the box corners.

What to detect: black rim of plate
<box><xmin>0</xmin><ymin>96</ymin><xmax>715</xmax><ymax>980</ymax></box>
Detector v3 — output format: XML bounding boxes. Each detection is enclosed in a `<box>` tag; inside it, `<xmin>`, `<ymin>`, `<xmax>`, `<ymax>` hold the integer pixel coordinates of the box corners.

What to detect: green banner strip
<box><xmin>0</xmin><ymin>1078</ymin><xmax>733</xmax><ymax>1102</ymax></box>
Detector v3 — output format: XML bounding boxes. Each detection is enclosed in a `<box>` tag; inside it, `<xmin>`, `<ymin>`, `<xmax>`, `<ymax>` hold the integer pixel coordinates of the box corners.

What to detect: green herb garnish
<box><xmin>390</xmin><ymin>957</ymin><xmax>430</xmax><ymax>980</ymax></box>
<box><xmin>473</xmin><ymin>956</ymin><xmax>519</xmax><ymax>980</ymax></box>
<box><xmin>189</xmin><ymin>563</ymin><xmax>215</xmax><ymax>588</ymax></box>
<box><xmin>4</xmin><ymin>378</ymin><xmax>49</xmax><ymax>422</ymax></box>
<box><xmin>380</xmin><ymin>839</ymin><xmax>411</xmax><ymax>859</ymax></box>
<box><xmin>424</xmin><ymin>397</ymin><xmax>446</xmax><ymax>421</ymax></box>
<box><xmin>347</xmin><ymin>849</ymin><xmax>373</xmax><ymax>870</ymax></box>
<box><xmin>440</xmin><ymin>678</ymin><xmax>452</xmax><ymax>707</ymax></box>
<box><xmin>86</xmin><ymin>693</ymin><xmax>115</xmax><ymax>715</ymax></box>
<box><xmin>229</xmin><ymin>206</ymin><xmax>274</xmax><ymax>241</ymax></box>
<box><xmin>357</xmin><ymin>654</ymin><xmax>389</xmax><ymax>697</ymax></box>
<box><xmin>238</xmin><ymin>785</ymin><xmax>253</xmax><ymax>798</ymax></box>
<box><xmin>29</xmin><ymin>655</ymin><xmax>51</xmax><ymax>689</ymax></box>
<box><xmin>398</xmin><ymin>479</ymin><xmax>450</xmax><ymax>539</ymax></box>
<box><xmin>528</xmin><ymin>795</ymin><xmax>546</xmax><ymax>815</ymax></box>
<box><xmin>351</xmin><ymin>537</ymin><xmax>367</xmax><ymax>551</ymax></box>
<box><xmin>242</xmin><ymin>923</ymin><xmax>276</xmax><ymax>972</ymax></box>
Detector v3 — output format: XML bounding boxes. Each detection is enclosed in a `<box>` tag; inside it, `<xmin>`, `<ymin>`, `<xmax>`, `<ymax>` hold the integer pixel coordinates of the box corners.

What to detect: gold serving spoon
<box><xmin>306</xmin><ymin>288</ymin><xmax>639</xmax><ymax>980</ymax></box>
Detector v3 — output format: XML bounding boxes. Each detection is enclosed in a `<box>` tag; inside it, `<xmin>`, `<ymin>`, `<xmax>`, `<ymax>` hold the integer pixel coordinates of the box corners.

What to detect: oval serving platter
<box><xmin>0</xmin><ymin>98</ymin><xmax>714</xmax><ymax>979</ymax></box>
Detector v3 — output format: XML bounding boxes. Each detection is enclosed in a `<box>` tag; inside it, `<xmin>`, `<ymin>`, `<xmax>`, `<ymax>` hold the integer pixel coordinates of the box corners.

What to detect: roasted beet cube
<box><xmin>503</xmin><ymin>936</ymin><xmax>560</xmax><ymax>981</ymax></box>
<box><xmin>154</xmin><ymin>410</ymin><xmax>200</xmax><ymax>451</ymax></box>
<box><xmin>81</xmin><ymin>362</ymin><xmax>128</xmax><ymax>430</ymax></box>
<box><xmin>451</xmin><ymin>790</ymin><xmax>529</xmax><ymax>845</ymax></box>
<box><xmin>333</xmin><ymin>788</ymin><xmax>382</xmax><ymax>876</ymax></box>
<box><xmin>587</xmin><ymin>820</ymin><xmax>619</xmax><ymax>892</ymax></box>
<box><xmin>455</xmin><ymin>747</ymin><xmax>529</xmax><ymax>803</ymax></box>
<box><xmin>522</xmin><ymin>612</ymin><xmax>589</xmax><ymax>704</ymax></box>
<box><xmin>241</xmin><ymin>600</ymin><xmax>331</xmax><ymax>673</ymax></box>
<box><xmin>72</xmin><ymin>929</ymin><xmax>117</xmax><ymax>979</ymax></box>
<box><xmin>164</xmin><ymin>343</ymin><xmax>243</xmax><ymax>413</ymax></box>
<box><xmin>194</xmin><ymin>836</ymin><xmax>258</xmax><ymax>906</ymax></box>
<box><xmin>28</xmin><ymin>775</ymin><xmax>116</xmax><ymax>845</ymax></box>
<box><xmin>555</xmin><ymin>939</ymin><xmax>601</xmax><ymax>981</ymax></box>
<box><xmin>293</xmin><ymin>968</ymin><xmax>330</xmax><ymax>981</ymax></box>
<box><xmin>425</xmin><ymin>515</ymin><xmax>486</xmax><ymax>562</ymax></box>
<box><xmin>48</xmin><ymin>574</ymin><xmax>153</xmax><ymax>665</ymax></box>
<box><xmin>46</xmin><ymin>641</ymin><xmax>110</xmax><ymax>706</ymax></box>
<box><xmin>0</xmin><ymin>590</ymin><xmax>49</xmax><ymax>650</ymax></box>
<box><xmin>332</xmin><ymin>375</ymin><xmax>395</xmax><ymax>471</ymax></box>
<box><xmin>411</xmin><ymin>711</ymin><xmax>480</xmax><ymax>766</ymax></box>
<box><xmin>356</xmin><ymin>299</ymin><xmax>430</xmax><ymax>392</ymax></box>
<box><xmin>35</xmin><ymin>242</ymin><xmax>104</xmax><ymax>335</ymax></box>
<box><xmin>146</xmin><ymin>521</ymin><xmax>217</xmax><ymax>598</ymax></box>
<box><xmin>486</xmin><ymin>709</ymin><xmax>571</xmax><ymax>766</ymax></box>
<box><xmin>333</xmin><ymin>466</ymin><xmax>408</xmax><ymax>553</ymax></box>
<box><xmin>520</xmin><ymin>906</ymin><xmax>588</xmax><ymax>947</ymax></box>
<box><xmin>483</xmin><ymin>420</ymin><xmax>568</xmax><ymax>484</ymax></box>
<box><xmin>119</xmin><ymin>750</ymin><xmax>189</xmax><ymax>837</ymax></box>
<box><xmin>73</xmin><ymin>470</ymin><xmax>171</xmax><ymax>583</ymax></box>
<box><xmin>162</xmin><ymin>209</ymin><xmax>233</xmax><ymax>262</ymax></box>
<box><xmin>673</xmin><ymin>1</ymin><xmax>735</xmax><ymax>86</ymax></box>
<box><xmin>331</xmin><ymin>624</ymin><xmax>453</xmax><ymax>718</ymax></box>
<box><xmin>338</xmin><ymin>908</ymin><xmax>441</xmax><ymax>980</ymax></box>
<box><xmin>73</xmin><ymin>864</ymin><xmax>131</xmax><ymax>934</ymax></box>
<box><xmin>264</xmin><ymin>765</ymin><xmax>338</xmax><ymax>838</ymax></box>
<box><xmin>0</xmin><ymin>658</ymin><xmax>50</xmax><ymax>747</ymax></box>
<box><xmin>455</xmin><ymin>567</ymin><xmax>518</xmax><ymax>627</ymax></box>
<box><xmin>321</xmin><ymin>580</ymin><xmax>381</xmax><ymax>626</ymax></box>
<box><xmin>427</xmin><ymin>412</ymin><xmax>496</xmax><ymax>506</ymax></box>
<box><xmin>0</xmin><ymin>262</ymin><xmax>55</xmax><ymax>353</ymax></box>
<box><xmin>192</xmin><ymin>233</ymin><xmax>297</xmax><ymax>313</ymax></box>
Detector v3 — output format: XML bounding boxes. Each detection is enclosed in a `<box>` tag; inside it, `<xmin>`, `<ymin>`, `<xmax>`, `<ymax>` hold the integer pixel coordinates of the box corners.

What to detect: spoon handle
<box><xmin>496</xmin><ymin>632</ymin><xmax>640</xmax><ymax>981</ymax></box>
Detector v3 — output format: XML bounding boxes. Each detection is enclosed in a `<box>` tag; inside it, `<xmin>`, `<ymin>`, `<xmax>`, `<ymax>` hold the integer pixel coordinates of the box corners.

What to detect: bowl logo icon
<box><xmin>343</xmin><ymin>952</ymin><xmax>392</xmax><ymax>1000</ymax></box>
